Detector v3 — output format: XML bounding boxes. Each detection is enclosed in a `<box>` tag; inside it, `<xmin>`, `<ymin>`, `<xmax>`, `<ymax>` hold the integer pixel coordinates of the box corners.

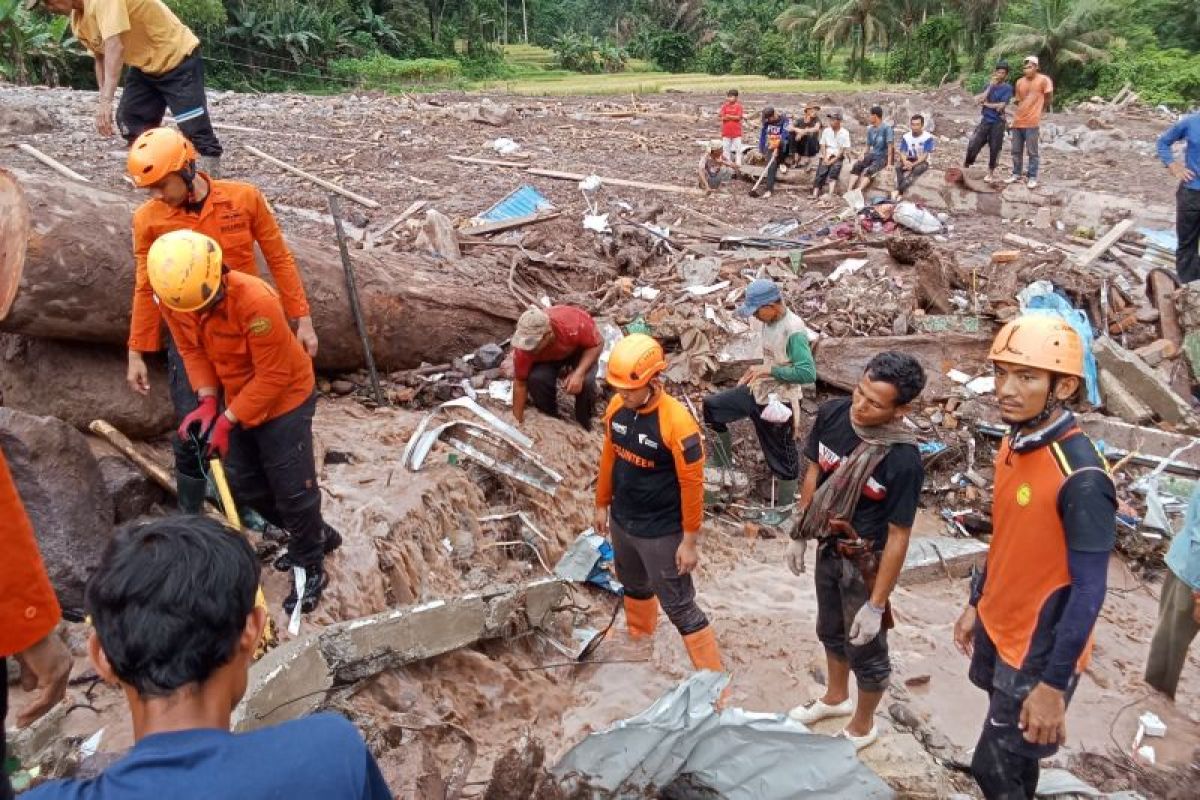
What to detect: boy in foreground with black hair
<box><xmin>784</xmin><ymin>351</ymin><xmax>928</xmax><ymax>752</ymax></box>
<box><xmin>25</xmin><ymin>516</ymin><xmax>391</xmax><ymax>800</ymax></box>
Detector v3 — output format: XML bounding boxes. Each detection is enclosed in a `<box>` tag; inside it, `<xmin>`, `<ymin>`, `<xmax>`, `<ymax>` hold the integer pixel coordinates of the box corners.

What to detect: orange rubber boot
<box><xmin>624</xmin><ymin>595</ymin><xmax>660</xmax><ymax>638</ymax></box>
<box><xmin>682</xmin><ymin>625</ymin><xmax>724</xmax><ymax>672</ymax></box>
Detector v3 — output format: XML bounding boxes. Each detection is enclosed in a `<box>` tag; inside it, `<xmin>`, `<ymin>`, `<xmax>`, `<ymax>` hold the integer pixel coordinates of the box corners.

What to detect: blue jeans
<box><xmin>1011</xmin><ymin>127</ymin><xmax>1040</xmax><ymax>179</ymax></box>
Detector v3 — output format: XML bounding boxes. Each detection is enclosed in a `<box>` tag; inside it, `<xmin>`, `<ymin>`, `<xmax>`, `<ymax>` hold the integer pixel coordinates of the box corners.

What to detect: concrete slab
<box><xmin>901</xmin><ymin>535</ymin><xmax>988</xmax><ymax>586</ymax></box>
<box><xmin>233</xmin><ymin>630</ymin><xmax>333</xmax><ymax>732</ymax></box>
<box><xmin>1098</xmin><ymin>367</ymin><xmax>1154</xmax><ymax>425</ymax></box>
<box><xmin>1077</xmin><ymin>413</ymin><xmax>1200</xmax><ymax>472</ymax></box>
<box><xmin>1093</xmin><ymin>337</ymin><xmax>1199</xmax><ymax>431</ymax></box>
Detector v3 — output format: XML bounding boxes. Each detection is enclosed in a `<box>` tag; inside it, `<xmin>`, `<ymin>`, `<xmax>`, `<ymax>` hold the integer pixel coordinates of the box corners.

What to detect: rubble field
<box><xmin>3</xmin><ymin>82</ymin><xmax>1200</xmax><ymax>797</ymax></box>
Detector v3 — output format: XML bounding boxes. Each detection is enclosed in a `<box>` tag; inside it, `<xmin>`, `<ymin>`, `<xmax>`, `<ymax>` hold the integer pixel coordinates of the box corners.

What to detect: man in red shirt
<box><xmin>719</xmin><ymin>89</ymin><xmax>745</xmax><ymax>166</ymax></box>
<box><xmin>511</xmin><ymin>306</ymin><xmax>602</xmax><ymax>430</ymax></box>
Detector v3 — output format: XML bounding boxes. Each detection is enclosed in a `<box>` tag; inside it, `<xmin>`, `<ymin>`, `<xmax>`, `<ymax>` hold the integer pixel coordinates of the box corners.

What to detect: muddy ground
<box><xmin>3</xmin><ymin>82</ymin><xmax>1199</xmax><ymax>797</ymax></box>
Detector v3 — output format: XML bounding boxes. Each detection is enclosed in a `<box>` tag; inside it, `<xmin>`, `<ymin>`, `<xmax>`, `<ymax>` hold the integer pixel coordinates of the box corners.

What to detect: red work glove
<box><xmin>177</xmin><ymin>396</ymin><xmax>218</xmax><ymax>443</ymax></box>
<box><xmin>206</xmin><ymin>414</ymin><xmax>235</xmax><ymax>459</ymax></box>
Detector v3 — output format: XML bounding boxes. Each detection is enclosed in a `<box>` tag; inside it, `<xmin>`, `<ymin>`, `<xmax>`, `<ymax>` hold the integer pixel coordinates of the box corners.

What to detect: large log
<box><xmin>0</xmin><ymin>169</ymin><xmax>521</xmax><ymax>371</ymax></box>
<box><xmin>0</xmin><ymin>333</ymin><xmax>174</xmax><ymax>438</ymax></box>
<box><xmin>815</xmin><ymin>333</ymin><xmax>995</xmax><ymax>400</ymax></box>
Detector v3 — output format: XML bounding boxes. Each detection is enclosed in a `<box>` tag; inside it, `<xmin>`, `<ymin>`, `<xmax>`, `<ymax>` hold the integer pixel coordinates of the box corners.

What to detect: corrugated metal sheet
<box><xmin>476</xmin><ymin>184</ymin><xmax>555</xmax><ymax>223</ymax></box>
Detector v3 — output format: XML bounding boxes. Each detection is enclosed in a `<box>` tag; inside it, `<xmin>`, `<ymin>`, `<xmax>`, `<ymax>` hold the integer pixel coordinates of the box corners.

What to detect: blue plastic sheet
<box><xmin>1018</xmin><ymin>282</ymin><xmax>1102</xmax><ymax>406</ymax></box>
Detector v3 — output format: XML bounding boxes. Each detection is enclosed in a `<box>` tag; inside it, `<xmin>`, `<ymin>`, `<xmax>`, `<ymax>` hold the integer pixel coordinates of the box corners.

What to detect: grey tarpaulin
<box><xmin>551</xmin><ymin>672</ymin><xmax>894</xmax><ymax>799</ymax></box>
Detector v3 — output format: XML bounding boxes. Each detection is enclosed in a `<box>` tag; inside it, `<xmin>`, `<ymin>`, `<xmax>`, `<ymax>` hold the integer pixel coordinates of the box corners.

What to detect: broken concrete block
<box><xmin>1098</xmin><ymin>368</ymin><xmax>1154</xmax><ymax>425</ymax></box>
<box><xmin>990</xmin><ymin>250</ymin><xmax>1020</xmax><ymax>264</ymax></box>
<box><xmin>900</xmin><ymin>536</ymin><xmax>988</xmax><ymax>586</ymax></box>
<box><xmin>233</xmin><ymin>630</ymin><xmax>333</xmax><ymax>732</ymax></box>
<box><xmin>1092</xmin><ymin>337</ymin><xmax>1199</xmax><ymax>431</ymax></box>
<box><xmin>1078</xmin><ymin>413</ymin><xmax>1200</xmax><ymax>472</ymax></box>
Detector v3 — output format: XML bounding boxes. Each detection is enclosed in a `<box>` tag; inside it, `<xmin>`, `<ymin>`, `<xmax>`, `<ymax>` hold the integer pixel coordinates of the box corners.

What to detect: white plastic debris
<box><xmin>947</xmin><ymin>369</ymin><xmax>972</xmax><ymax>384</ymax></box>
<box><xmin>1136</xmin><ymin>744</ymin><xmax>1156</xmax><ymax>765</ymax></box>
<box><xmin>828</xmin><ymin>257</ymin><xmax>869</xmax><ymax>282</ymax></box>
<box><xmin>685</xmin><ymin>280</ymin><xmax>731</xmax><ymax>297</ymax></box>
<box><xmin>761</xmin><ymin>394</ymin><xmax>793</xmax><ymax>423</ymax></box>
<box><xmin>486</xmin><ymin>380</ymin><xmax>514</xmax><ymax>405</ymax></box>
<box><xmin>966</xmin><ymin>375</ymin><xmax>995</xmax><ymax>394</ymax></box>
<box><xmin>1139</xmin><ymin>711</ymin><xmax>1167</xmax><ymax>737</ymax></box>
<box><xmin>583</xmin><ymin>213</ymin><xmax>610</xmax><ymax>233</ymax></box>
<box><xmin>579</xmin><ymin>175</ymin><xmax>603</xmax><ymax>192</ymax></box>
<box><xmin>287</xmin><ymin>566</ymin><xmax>305</xmax><ymax>636</ymax></box>
<box><xmin>633</xmin><ymin>285</ymin><xmax>661</xmax><ymax>301</ymax></box>
<box><xmin>489</xmin><ymin>137</ymin><xmax>521</xmax><ymax>155</ymax></box>
<box><xmin>80</xmin><ymin>728</ymin><xmax>105</xmax><ymax>760</ymax></box>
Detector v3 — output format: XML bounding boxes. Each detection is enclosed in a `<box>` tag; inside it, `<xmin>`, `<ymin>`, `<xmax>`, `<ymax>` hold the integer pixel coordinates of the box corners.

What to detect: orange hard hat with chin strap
<box><xmin>127</xmin><ymin>127</ymin><xmax>197</xmax><ymax>188</ymax></box>
<box><xmin>987</xmin><ymin>315</ymin><xmax>1084</xmax><ymax>378</ymax></box>
<box><xmin>606</xmin><ymin>334</ymin><xmax>667</xmax><ymax>390</ymax></box>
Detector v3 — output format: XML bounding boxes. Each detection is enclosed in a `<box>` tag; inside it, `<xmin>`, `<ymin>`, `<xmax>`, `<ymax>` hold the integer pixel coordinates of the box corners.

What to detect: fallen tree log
<box><xmin>0</xmin><ymin>333</ymin><xmax>174</xmax><ymax>438</ymax></box>
<box><xmin>815</xmin><ymin>333</ymin><xmax>994</xmax><ymax>400</ymax></box>
<box><xmin>0</xmin><ymin>169</ymin><xmax>521</xmax><ymax>371</ymax></box>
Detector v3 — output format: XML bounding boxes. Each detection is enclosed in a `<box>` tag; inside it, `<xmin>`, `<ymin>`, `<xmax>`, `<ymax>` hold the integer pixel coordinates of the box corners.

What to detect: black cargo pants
<box><xmin>118</xmin><ymin>49</ymin><xmax>222</xmax><ymax>157</ymax></box>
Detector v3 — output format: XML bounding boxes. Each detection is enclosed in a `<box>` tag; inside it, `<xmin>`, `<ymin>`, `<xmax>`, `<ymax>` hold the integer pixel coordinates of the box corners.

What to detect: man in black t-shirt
<box><xmin>786</xmin><ymin>352</ymin><xmax>927</xmax><ymax>752</ymax></box>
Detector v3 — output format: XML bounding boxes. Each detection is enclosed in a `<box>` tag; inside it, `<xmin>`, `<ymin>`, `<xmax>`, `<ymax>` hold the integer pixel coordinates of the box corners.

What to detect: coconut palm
<box><xmin>785</xmin><ymin>0</ymin><xmax>892</xmax><ymax>82</ymax></box>
<box><xmin>775</xmin><ymin>0</ymin><xmax>831</xmax><ymax>77</ymax></box>
<box><xmin>989</xmin><ymin>0</ymin><xmax>1114</xmax><ymax>80</ymax></box>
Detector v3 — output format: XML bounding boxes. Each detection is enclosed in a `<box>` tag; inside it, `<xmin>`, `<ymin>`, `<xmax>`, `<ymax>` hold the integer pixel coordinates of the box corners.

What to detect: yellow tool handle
<box><xmin>208</xmin><ymin>458</ymin><xmax>276</xmax><ymax>652</ymax></box>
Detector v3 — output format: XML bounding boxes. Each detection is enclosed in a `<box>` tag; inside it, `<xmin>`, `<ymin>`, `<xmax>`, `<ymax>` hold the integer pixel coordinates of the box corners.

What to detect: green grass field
<box><xmin>483</xmin><ymin>44</ymin><xmax>873</xmax><ymax>96</ymax></box>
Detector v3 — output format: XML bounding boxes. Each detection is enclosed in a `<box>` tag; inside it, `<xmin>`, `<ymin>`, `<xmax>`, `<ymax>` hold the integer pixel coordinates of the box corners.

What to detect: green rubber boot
<box><xmin>760</xmin><ymin>478</ymin><xmax>798</xmax><ymax>527</ymax></box>
<box><xmin>176</xmin><ymin>474</ymin><xmax>209</xmax><ymax>515</ymax></box>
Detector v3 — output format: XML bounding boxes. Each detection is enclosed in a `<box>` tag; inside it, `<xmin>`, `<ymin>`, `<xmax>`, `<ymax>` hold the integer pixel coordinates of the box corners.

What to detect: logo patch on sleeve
<box><xmin>248</xmin><ymin>316</ymin><xmax>272</xmax><ymax>337</ymax></box>
<box><xmin>681</xmin><ymin>432</ymin><xmax>703</xmax><ymax>464</ymax></box>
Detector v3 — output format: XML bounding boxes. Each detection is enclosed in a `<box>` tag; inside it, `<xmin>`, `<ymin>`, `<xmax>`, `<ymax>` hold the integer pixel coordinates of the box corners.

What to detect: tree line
<box><xmin>2</xmin><ymin>0</ymin><xmax>1198</xmax><ymax>105</ymax></box>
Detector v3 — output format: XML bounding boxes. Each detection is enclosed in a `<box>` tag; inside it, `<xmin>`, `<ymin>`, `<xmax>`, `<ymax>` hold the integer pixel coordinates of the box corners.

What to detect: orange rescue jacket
<box><xmin>0</xmin><ymin>448</ymin><xmax>62</xmax><ymax>656</ymax></box>
<box><xmin>129</xmin><ymin>176</ymin><xmax>311</xmax><ymax>353</ymax></box>
<box><xmin>163</xmin><ymin>271</ymin><xmax>315</xmax><ymax>428</ymax></box>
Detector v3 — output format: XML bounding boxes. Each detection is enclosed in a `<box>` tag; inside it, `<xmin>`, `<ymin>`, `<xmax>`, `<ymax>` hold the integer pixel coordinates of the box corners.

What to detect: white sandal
<box><xmin>838</xmin><ymin>724</ymin><xmax>879</xmax><ymax>751</ymax></box>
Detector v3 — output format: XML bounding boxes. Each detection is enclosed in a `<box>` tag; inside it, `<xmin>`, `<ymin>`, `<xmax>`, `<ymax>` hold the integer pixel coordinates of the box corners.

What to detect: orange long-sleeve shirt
<box><xmin>163</xmin><ymin>271</ymin><xmax>315</xmax><ymax>428</ymax></box>
<box><xmin>129</xmin><ymin>177</ymin><xmax>311</xmax><ymax>353</ymax></box>
<box><xmin>0</xmin><ymin>448</ymin><xmax>62</xmax><ymax>656</ymax></box>
<box><xmin>596</xmin><ymin>391</ymin><xmax>705</xmax><ymax>536</ymax></box>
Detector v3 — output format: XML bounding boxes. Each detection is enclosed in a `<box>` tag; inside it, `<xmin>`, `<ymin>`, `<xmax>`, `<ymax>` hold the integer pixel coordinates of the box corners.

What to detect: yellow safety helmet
<box><xmin>147</xmin><ymin>230</ymin><xmax>223</xmax><ymax>312</ymax></box>
<box><xmin>127</xmin><ymin>128</ymin><xmax>196</xmax><ymax>188</ymax></box>
<box><xmin>606</xmin><ymin>333</ymin><xmax>667</xmax><ymax>389</ymax></box>
<box><xmin>987</xmin><ymin>315</ymin><xmax>1084</xmax><ymax>378</ymax></box>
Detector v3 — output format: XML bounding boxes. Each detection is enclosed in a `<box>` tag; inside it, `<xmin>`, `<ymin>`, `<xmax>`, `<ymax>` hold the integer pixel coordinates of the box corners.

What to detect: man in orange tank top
<box><xmin>953</xmin><ymin>315</ymin><xmax>1115</xmax><ymax>799</ymax></box>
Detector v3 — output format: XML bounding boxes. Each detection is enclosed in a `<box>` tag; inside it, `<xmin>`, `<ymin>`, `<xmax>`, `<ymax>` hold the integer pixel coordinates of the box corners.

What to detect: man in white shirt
<box><xmin>894</xmin><ymin>114</ymin><xmax>935</xmax><ymax>198</ymax></box>
<box><xmin>812</xmin><ymin>110</ymin><xmax>851</xmax><ymax>199</ymax></box>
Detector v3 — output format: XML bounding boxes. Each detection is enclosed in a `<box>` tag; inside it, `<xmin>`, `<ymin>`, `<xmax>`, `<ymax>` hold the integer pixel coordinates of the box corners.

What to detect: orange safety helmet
<box><xmin>606</xmin><ymin>333</ymin><xmax>667</xmax><ymax>389</ymax></box>
<box><xmin>127</xmin><ymin>128</ymin><xmax>197</xmax><ymax>188</ymax></box>
<box><xmin>987</xmin><ymin>315</ymin><xmax>1084</xmax><ymax>378</ymax></box>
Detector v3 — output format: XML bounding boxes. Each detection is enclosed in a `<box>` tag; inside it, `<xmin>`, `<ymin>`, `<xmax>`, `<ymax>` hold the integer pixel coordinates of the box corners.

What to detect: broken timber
<box><xmin>243</xmin><ymin>144</ymin><xmax>380</xmax><ymax>209</ymax></box>
<box><xmin>525</xmin><ymin>168</ymin><xmax>706</xmax><ymax>196</ymax></box>
<box><xmin>232</xmin><ymin>578</ymin><xmax>566</xmax><ymax>731</ymax></box>
<box><xmin>365</xmin><ymin>199</ymin><xmax>427</xmax><ymax>248</ymax></box>
<box><xmin>1074</xmin><ymin>219</ymin><xmax>1135</xmax><ymax>268</ymax></box>
<box><xmin>14</xmin><ymin>142</ymin><xmax>91</xmax><ymax>183</ymax></box>
<box><xmin>815</xmin><ymin>333</ymin><xmax>994</xmax><ymax>400</ymax></box>
<box><xmin>459</xmin><ymin>211</ymin><xmax>562</xmax><ymax>237</ymax></box>
<box><xmin>447</xmin><ymin>155</ymin><xmax>530</xmax><ymax>169</ymax></box>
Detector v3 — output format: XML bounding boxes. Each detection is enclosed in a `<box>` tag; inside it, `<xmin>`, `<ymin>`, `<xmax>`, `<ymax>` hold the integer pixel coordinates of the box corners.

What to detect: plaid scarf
<box><xmin>791</xmin><ymin>417</ymin><xmax>918</xmax><ymax>541</ymax></box>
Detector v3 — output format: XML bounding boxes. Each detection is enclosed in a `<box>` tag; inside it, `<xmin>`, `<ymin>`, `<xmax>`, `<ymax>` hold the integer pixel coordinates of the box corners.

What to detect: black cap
<box><xmin>762</xmin><ymin>106</ymin><xmax>775</xmax><ymax>120</ymax></box>
<box><xmin>995</xmin><ymin>61</ymin><xmax>1010</xmax><ymax>71</ymax></box>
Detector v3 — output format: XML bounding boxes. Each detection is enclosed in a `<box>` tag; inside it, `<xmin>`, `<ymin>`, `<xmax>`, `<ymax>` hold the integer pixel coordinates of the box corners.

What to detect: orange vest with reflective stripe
<box><xmin>978</xmin><ymin>429</ymin><xmax>1106</xmax><ymax>673</ymax></box>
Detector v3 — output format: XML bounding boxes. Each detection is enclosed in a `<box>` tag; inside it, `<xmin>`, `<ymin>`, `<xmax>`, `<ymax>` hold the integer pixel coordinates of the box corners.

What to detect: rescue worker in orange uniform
<box><xmin>953</xmin><ymin>316</ymin><xmax>1116</xmax><ymax>799</ymax></box>
<box><xmin>594</xmin><ymin>334</ymin><xmax>724</xmax><ymax>680</ymax></box>
<box><xmin>1</xmin><ymin>448</ymin><xmax>71</xmax><ymax>800</ymax></box>
<box><xmin>125</xmin><ymin>127</ymin><xmax>317</xmax><ymax>515</ymax></box>
<box><xmin>145</xmin><ymin>230</ymin><xmax>335</xmax><ymax>615</ymax></box>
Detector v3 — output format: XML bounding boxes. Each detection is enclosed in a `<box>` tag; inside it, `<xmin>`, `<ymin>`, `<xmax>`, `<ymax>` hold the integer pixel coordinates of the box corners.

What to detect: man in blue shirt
<box><xmin>1157</xmin><ymin>114</ymin><xmax>1200</xmax><ymax>283</ymax></box>
<box><xmin>25</xmin><ymin>516</ymin><xmax>391</xmax><ymax>800</ymax></box>
<box><xmin>1145</xmin><ymin>483</ymin><xmax>1200</xmax><ymax>700</ymax></box>
<box><xmin>752</xmin><ymin>106</ymin><xmax>791</xmax><ymax>199</ymax></box>
<box><xmin>849</xmin><ymin>105</ymin><xmax>893</xmax><ymax>191</ymax></box>
<box><xmin>964</xmin><ymin>62</ymin><xmax>1013</xmax><ymax>183</ymax></box>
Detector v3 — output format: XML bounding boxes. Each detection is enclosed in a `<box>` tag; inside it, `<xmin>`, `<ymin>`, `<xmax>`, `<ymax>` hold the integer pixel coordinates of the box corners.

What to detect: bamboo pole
<box><xmin>243</xmin><ymin>144</ymin><xmax>380</xmax><ymax>208</ymax></box>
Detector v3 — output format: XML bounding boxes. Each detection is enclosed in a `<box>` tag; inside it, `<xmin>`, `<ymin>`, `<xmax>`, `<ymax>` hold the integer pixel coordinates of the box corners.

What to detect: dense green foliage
<box><xmin>1</xmin><ymin>0</ymin><xmax>1197</xmax><ymax>103</ymax></box>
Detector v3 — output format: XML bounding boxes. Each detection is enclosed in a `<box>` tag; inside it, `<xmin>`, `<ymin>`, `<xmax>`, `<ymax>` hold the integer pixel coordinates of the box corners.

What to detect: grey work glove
<box><xmin>848</xmin><ymin>602</ymin><xmax>885</xmax><ymax>646</ymax></box>
<box><xmin>786</xmin><ymin>538</ymin><xmax>808</xmax><ymax>576</ymax></box>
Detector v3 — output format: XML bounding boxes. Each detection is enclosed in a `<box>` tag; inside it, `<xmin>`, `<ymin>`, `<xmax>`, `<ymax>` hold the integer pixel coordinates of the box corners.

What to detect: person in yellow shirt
<box><xmin>41</xmin><ymin>0</ymin><xmax>222</xmax><ymax>174</ymax></box>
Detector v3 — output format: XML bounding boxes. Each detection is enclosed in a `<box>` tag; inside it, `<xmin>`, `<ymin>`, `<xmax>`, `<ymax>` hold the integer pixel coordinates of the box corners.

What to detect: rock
<box><xmin>1093</xmin><ymin>337</ymin><xmax>1199</xmax><ymax>431</ymax></box>
<box><xmin>330</xmin><ymin>380</ymin><xmax>356</xmax><ymax>396</ymax></box>
<box><xmin>680</xmin><ymin>256</ymin><xmax>722</xmax><ymax>286</ymax></box>
<box><xmin>1134</xmin><ymin>339</ymin><xmax>1179</xmax><ymax>368</ymax></box>
<box><xmin>474</xmin><ymin>343</ymin><xmax>505</xmax><ymax>370</ymax></box>
<box><xmin>414</xmin><ymin>209</ymin><xmax>462</xmax><ymax>261</ymax></box>
<box><xmin>0</xmin><ymin>408</ymin><xmax>114</xmax><ymax>611</ymax></box>
<box><xmin>446</xmin><ymin>99</ymin><xmax>515</xmax><ymax>127</ymax></box>
<box><xmin>95</xmin><ymin>452</ymin><xmax>167</xmax><ymax>523</ymax></box>
<box><xmin>0</xmin><ymin>104</ymin><xmax>56</xmax><ymax>135</ymax></box>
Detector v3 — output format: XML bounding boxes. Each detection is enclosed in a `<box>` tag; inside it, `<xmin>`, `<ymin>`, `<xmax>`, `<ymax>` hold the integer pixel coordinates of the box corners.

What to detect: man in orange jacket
<box><xmin>594</xmin><ymin>334</ymin><xmax>724</xmax><ymax>682</ymax></box>
<box><xmin>953</xmin><ymin>316</ymin><xmax>1115</xmax><ymax>799</ymax></box>
<box><xmin>125</xmin><ymin>127</ymin><xmax>317</xmax><ymax>514</ymax></box>
<box><xmin>1</xmin><ymin>448</ymin><xmax>71</xmax><ymax>800</ymax></box>
<box><xmin>146</xmin><ymin>230</ymin><xmax>335</xmax><ymax>615</ymax></box>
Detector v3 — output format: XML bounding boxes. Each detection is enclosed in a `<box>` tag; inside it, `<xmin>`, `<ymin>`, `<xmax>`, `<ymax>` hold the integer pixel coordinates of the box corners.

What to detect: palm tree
<box><xmin>775</xmin><ymin>1</ymin><xmax>831</xmax><ymax>77</ymax></box>
<box><xmin>793</xmin><ymin>0</ymin><xmax>892</xmax><ymax>82</ymax></box>
<box><xmin>989</xmin><ymin>0</ymin><xmax>1114</xmax><ymax>81</ymax></box>
<box><xmin>956</xmin><ymin>0</ymin><xmax>1008</xmax><ymax>70</ymax></box>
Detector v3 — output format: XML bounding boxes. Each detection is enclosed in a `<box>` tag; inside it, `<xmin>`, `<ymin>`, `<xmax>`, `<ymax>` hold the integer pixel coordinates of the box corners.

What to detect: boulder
<box><xmin>0</xmin><ymin>408</ymin><xmax>114</xmax><ymax>611</ymax></box>
<box><xmin>94</xmin><ymin>449</ymin><xmax>168</xmax><ymax>523</ymax></box>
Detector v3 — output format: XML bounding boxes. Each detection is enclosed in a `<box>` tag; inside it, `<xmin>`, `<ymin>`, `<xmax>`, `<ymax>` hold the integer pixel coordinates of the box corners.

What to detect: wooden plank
<box><xmin>14</xmin><ymin>142</ymin><xmax>90</xmax><ymax>182</ymax></box>
<box><xmin>448</xmin><ymin>155</ymin><xmax>531</xmax><ymax>169</ymax></box>
<box><xmin>459</xmin><ymin>211</ymin><xmax>561</xmax><ymax>236</ymax></box>
<box><xmin>243</xmin><ymin>144</ymin><xmax>380</xmax><ymax>209</ymax></box>
<box><xmin>525</xmin><ymin>167</ymin><xmax>706</xmax><ymax>197</ymax></box>
<box><xmin>1074</xmin><ymin>218</ymin><xmax>1135</xmax><ymax>268</ymax></box>
<box><xmin>365</xmin><ymin>199</ymin><xmax>427</xmax><ymax>248</ymax></box>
